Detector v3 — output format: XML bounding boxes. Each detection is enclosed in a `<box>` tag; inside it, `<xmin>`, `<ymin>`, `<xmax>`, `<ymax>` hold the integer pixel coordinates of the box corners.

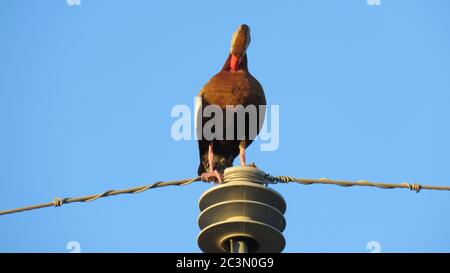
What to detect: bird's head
<box><xmin>229</xmin><ymin>24</ymin><xmax>251</xmax><ymax>72</ymax></box>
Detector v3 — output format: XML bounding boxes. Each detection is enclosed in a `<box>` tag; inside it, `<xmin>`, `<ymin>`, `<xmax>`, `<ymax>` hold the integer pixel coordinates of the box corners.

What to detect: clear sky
<box><xmin>1</xmin><ymin>0</ymin><xmax>449</xmax><ymax>253</ymax></box>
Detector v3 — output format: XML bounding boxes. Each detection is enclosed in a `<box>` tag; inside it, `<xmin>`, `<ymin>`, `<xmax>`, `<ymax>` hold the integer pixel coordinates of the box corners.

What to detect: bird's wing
<box><xmin>196</xmin><ymin>89</ymin><xmax>209</xmax><ymax>175</ymax></box>
<box><xmin>194</xmin><ymin>93</ymin><xmax>203</xmax><ymax>140</ymax></box>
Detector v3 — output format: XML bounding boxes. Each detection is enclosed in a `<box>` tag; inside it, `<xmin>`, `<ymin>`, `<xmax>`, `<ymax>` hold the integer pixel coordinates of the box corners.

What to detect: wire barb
<box><xmin>53</xmin><ymin>198</ymin><xmax>63</xmax><ymax>207</ymax></box>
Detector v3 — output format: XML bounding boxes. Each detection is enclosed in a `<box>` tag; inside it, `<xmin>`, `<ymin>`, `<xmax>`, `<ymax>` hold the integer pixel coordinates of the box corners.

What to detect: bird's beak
<box><xmin>230</xmin><ymin>24</ymin><xmax>251</xmax><ymax>71</ymax></box>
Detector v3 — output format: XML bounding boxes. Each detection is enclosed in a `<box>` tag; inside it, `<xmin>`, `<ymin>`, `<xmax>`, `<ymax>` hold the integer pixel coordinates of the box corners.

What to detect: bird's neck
<box><xmin>222</xmin><ymin>54</ymin><xmax>248</xmax><ymax>72</ymax></box>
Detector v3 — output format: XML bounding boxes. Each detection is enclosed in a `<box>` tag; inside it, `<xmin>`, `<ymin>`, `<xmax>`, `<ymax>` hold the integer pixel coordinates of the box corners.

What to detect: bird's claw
<box><xmin>201</xmin><ymin>170</ymin><xmax>224</xmax><ymax>183</ymax></box>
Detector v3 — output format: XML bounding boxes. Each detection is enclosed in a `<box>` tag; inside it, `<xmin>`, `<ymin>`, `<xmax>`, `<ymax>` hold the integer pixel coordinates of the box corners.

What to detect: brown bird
<box><xmin>196</xmin><ymin>24</ymin><xmax>266</xmax><ymax>183</ymax></box>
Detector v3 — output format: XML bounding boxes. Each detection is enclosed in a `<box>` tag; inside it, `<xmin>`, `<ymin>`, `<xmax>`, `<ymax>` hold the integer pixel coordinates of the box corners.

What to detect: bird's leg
<box><xmin>239</xmin><ymin>141</ymin><xmax>246</xmax><ymax>166</ymax></box>
<box><xmin>200</xmin><ymin>143</ymin><xmax>223</xmax><ymax>183</ymax></box>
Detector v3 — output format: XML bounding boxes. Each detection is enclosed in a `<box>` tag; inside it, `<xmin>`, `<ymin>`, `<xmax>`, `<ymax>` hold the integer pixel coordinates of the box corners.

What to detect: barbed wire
<box><xmin>1</xmin><ymin>172</ymin><xmax>449</xmax><ymax>216</ymax></box>
<box><xmin>265</xmin><ymin>175</ymin><xmax>450</xmax><ymax>193</ymax></box>
<box><xmin>0</xmin><ymin>177</ymin><xmax>201</xmax><ymax>216</ymax></box>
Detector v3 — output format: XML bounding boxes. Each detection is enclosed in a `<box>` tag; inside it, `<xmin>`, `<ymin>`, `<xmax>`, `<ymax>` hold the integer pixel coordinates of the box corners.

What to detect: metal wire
<box><xmin>0</xmin><ymin>177</ymin><xmax>201</xmax><ymax>216</ymax></box>
<box><xmin>1</xmin><ymin>172</ymin><xmax>449</xmax><ymax>216</ymax></box>
<box><xmin>265</xmin><ymin>175</ymin><xmax>450</xmax><ymax>193</ymax></box>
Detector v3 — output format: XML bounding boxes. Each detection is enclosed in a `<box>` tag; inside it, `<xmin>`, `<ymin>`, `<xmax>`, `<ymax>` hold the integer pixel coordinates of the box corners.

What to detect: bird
<box><xmin>196</xmin><ymin>24</ymin><xmax>266</xmax><ymax>183</ymax></box>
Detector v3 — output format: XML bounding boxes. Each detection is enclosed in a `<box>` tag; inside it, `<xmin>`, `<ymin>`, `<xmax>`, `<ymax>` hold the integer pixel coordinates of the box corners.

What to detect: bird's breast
<box><xmin>201</xmin><ymin>71</ymin><xmax>265</xmax><ymax>108</ymax></box>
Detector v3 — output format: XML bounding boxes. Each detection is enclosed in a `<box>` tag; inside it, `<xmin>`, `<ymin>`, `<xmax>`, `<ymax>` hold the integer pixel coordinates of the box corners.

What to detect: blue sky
<box><xmin>1</xmin><ymin>0</ymin><xmax>449</xmax><ymax>252</ymax></box>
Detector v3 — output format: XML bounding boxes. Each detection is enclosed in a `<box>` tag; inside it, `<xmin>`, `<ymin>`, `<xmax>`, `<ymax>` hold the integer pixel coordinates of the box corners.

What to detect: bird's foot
<box><xmin>201</xmin><ymin>170</ymin><xmax>224</xmax><ymax>183</ymax></box>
